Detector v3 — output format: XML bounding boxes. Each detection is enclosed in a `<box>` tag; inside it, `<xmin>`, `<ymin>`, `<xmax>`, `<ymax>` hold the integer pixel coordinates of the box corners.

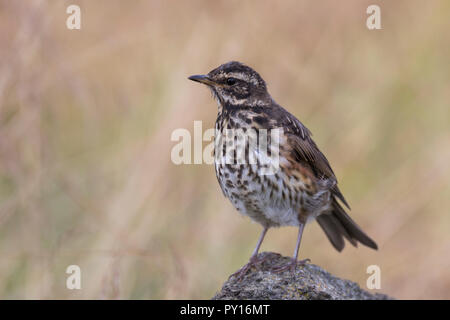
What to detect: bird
<box><xmin>188</xmin><ymin>61</ymin><xmax>377</xmax><ymax>277</ymax></box>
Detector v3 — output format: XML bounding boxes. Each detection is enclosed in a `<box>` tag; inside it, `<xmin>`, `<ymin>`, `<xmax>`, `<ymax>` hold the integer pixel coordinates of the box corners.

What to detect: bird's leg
<box><xmin>230</xmin><ymin>227</ymin><xmax>269</xmax><ymax>281</ymax></box>
<box><xmin>272</xmin><ymin>223</ymin><xmax>310</xmax><ymax>274</ymax></box>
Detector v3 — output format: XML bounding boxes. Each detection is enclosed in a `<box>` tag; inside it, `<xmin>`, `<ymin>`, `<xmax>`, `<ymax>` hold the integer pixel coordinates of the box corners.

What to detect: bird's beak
<box><xmin>188</xmin><ymin>74</ymin><xmax>216</xmax><ymax>86</ymax></box>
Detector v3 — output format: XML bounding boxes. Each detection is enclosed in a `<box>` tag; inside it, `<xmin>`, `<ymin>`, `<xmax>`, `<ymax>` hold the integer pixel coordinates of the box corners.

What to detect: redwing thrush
<box><xmin>189</xmin><ymin>61</ymin><xmax>377</xmax><ymax>276</ymax></box>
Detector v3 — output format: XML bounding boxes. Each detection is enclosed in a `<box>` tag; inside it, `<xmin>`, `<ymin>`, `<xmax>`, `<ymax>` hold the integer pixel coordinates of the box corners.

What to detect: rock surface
<box><xmin>213</xmin><ymin>252</ymin><xmax>392</xmax><ymax>300</ymax></box>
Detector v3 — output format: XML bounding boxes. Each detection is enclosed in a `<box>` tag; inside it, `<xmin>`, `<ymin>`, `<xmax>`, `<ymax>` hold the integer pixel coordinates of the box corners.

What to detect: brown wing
<box><xmin>246</xmin><ymin>104</ymin><xmax>377</xmax><ymax>251</ymax></box>
<box><xmin>276</xmin><ymin>108</ymin><xmax>377</xmax><ymax>251</ymax></box>
<box><xmin>244</xmin><ymin>104</ymin><xmax>349</xmax><ymax>208</ymax></box>
<box><xmin>278</xmin><ymin>110</ymin><xmax>350</xmax><ymax>209</ymax></box>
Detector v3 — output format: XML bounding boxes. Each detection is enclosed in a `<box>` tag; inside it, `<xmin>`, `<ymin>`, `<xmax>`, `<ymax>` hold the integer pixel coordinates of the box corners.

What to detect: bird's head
<box><xmin>189</xmin><ymin>61</ymin><xmax>271</xmax><ymax>108</ymax></box>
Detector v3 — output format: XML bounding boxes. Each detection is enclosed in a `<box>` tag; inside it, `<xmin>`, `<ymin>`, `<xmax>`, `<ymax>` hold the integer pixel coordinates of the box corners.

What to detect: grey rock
<box><xmin>213</xmin><ymin>252</ymin><xmax>392</xmax><ymax>300</ymax></box>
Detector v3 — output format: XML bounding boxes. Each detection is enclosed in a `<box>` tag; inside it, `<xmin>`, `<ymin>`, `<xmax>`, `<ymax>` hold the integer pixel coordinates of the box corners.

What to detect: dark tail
<box><xmin>317</xmin><ymin>199</ymin><xmax>378</xmax><ymax>252</ymax></box>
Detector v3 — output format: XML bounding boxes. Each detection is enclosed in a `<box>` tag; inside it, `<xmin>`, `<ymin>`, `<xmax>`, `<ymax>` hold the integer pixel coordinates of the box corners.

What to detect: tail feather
<box><xmin>317</xmin><ymin>215</ymin><xmax>345</xmax><ymax>251</ymax></box>
<box><xmin>317</xmin><ymin>199</ymin><xmax>378</xmax><ymax>251</ymax></box>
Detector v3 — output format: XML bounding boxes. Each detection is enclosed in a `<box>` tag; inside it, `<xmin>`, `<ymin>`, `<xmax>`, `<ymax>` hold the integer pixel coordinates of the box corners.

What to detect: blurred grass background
<box><xmin>0</xmin><ymin>0</ymin><xmax>449</xmax><ymax>299</ymax></box>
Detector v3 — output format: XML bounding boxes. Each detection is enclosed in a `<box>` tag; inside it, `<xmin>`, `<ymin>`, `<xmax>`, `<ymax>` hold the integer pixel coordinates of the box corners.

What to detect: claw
<box><xmin>229</xmin><ymin>254</ymin><xmax>270</xmax><ymax>281</ymax></box>
<box><xmin>271</xmin><ymin>257</ymin><xmax>310</xmax><ymax>274</ymax></box>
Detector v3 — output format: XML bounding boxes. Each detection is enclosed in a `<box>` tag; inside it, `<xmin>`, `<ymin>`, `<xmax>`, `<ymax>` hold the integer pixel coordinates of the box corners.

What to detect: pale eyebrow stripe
<box><xmin>226</xmin><ymin>72</ymin><xmax>258</xmax><ymax>85</ymax></box>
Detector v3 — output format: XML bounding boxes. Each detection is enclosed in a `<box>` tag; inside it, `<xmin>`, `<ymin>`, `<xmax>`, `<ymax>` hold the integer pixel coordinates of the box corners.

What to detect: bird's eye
<box><xmin>226</xmin><ymin>78</ymin><xmax>237</xmax><ymax>86</ymax></box>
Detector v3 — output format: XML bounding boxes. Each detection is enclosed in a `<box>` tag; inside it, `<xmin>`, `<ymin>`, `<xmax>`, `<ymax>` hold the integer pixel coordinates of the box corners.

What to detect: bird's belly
<box><xmin>216</xmin><ymin>163</ymin><xmax>319</xmax><ymax>227</ymax></box>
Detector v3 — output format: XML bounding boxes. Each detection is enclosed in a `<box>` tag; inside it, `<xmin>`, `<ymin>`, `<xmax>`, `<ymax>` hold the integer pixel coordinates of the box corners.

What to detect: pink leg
<box><xmin>230</xmin><ymin>227</ymin><xmax>269</xmax><ymax>280</ymax></box>
<box><xmin>272</xmin><ymin>223</ymin><xmax>310</xmax><ymax>273</ymax></box>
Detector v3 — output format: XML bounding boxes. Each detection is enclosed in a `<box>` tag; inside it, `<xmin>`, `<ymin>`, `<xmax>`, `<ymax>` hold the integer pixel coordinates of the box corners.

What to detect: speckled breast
<box><xmin>213</xmin><ymin>112</ymin><xmax>320</xmax><ymax>228</ymax></box>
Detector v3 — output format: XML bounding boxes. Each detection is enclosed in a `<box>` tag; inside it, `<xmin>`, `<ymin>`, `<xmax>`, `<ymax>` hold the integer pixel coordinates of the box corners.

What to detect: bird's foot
<box><xmin>271</xmin><ymin>257</ymin><xmax>310</xmax><ymax>275</ymax></box>
<box><xmin>229</xmin><ymin>254</ymin><xmax>267</xmax><ymax>281</ymax></box>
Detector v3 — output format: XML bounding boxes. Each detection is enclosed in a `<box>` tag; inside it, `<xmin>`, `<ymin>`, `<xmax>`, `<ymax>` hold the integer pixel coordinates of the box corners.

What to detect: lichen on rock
<box><xmin>213</xmin><ymin>252</ymin><xmax>392</xmax><ymax>300</ymax></box>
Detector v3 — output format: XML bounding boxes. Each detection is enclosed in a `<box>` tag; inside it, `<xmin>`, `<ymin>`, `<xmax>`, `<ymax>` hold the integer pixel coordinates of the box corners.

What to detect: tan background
<box><xmin>0</xmin><ymin>0</ymin><xmax>449</xmax><ymax>299</ymax></box>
